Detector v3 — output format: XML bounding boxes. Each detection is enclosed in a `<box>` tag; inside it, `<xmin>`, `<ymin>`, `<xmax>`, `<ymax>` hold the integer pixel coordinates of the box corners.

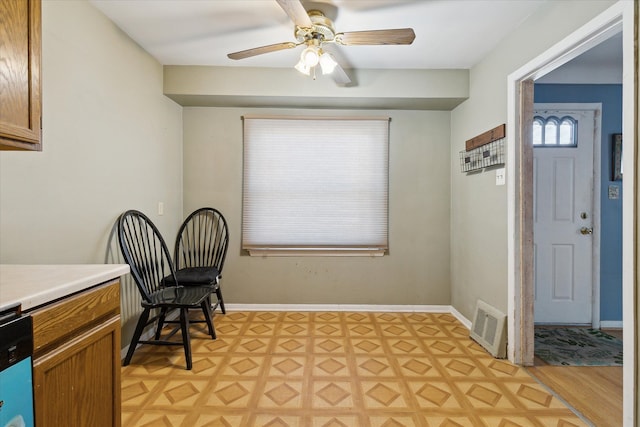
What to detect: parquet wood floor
<box><xmin>121</xmin><ymin>311</ymin><xmax>589</xmax><ymax>427</ymax></box>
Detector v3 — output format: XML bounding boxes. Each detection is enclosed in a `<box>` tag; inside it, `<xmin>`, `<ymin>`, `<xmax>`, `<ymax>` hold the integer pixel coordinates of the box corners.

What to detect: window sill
<box><xmin>244</xmin><ymin>248</ymin><xmax>386</xmax><ymax>257</ymax></box>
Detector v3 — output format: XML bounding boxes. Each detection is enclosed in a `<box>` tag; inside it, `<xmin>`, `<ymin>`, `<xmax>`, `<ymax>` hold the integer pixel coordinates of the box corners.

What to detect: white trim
<box><xmin>620</xmin><ymin>3</ymin><xmax>637</xmax><ymax>425</ymax></box>
<box><xmin>592</xmin><ymin>105</ymin><xmax>603</xmax><ymax>331</ymax></box>
<box><xmin>600</xmin><ymin>320</ymin><xmax>624</xmax><ymax>329</ymax></box>
<box><xmin>506</xmin><ymin>68</ymin><xmax>518</xmax><ymax>363</ymax></box>
<box><xmin>246</xmin><ymin>249</ymin><xmax>386</xmax><ymax>257</ymax></box>
<box><xmin>227</xmin><ymin>304</ymin><xmax>472</xmax><ymax>330</ymax></box>
<box><xmin>225</xmin><ymin>303</ymin><xmax>453</xmax><ymax>314</ymax></box>
<box><xmin>520</xmin><ymin>15</ymin><xmax>623</xmax><ymax>83</ymax></box>
<box><xmin>449</xmin><ymin>305</ymin><xmax>473</xmax><ymax>330</ymax></box>
<box><xmin>507</xmin><ymin>1</ymin><xmax>635</xmax><ymax>424</ymax></box>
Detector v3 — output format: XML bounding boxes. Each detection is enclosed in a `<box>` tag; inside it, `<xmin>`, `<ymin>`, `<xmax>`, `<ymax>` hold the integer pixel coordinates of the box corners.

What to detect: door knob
<box><xmin>580</xmin><ymin>227</ymin><xmax>593</xmax><ymax>235</ymax></box>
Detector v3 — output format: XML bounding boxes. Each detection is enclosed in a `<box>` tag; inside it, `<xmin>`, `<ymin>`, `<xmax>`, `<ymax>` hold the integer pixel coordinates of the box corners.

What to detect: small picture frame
<box><xmin>612</xmin><ymin>134</ymin><xmax>622</xmax><ymax>181</ymax></box>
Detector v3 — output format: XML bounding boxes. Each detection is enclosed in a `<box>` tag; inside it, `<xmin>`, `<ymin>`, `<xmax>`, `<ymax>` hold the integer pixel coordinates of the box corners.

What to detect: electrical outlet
<box><xmin>495</xmin><ymin>168</ymin><xmax>506</xmax><ymax>186</ymax></box>
<box><xmin>158</xmin><ymin>202</ymin><xmax>164</xmax><ymax>216</ymax></box>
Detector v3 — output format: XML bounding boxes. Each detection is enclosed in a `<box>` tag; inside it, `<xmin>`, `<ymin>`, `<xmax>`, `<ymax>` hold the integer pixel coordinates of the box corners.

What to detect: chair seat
<box><xmin>173</xmin><ymin>208</ymin><xmax>229</xmax><ymax>315</ymax></box>
<box><xmin>143</xmin><ymin>286</ymin><xmax>212</xmax><ymax>308</ymax></box>
<box><xmin>163</xmin><ymin>266</ymin><xmax>220</xmax><ymax>287</ymax></box>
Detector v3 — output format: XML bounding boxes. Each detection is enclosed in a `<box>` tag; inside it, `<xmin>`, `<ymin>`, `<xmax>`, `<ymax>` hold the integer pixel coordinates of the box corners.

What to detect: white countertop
<box><xmin>0</xmin><ymin>264</ymin><xmax>130</xmax><ymax>312</ymax></box>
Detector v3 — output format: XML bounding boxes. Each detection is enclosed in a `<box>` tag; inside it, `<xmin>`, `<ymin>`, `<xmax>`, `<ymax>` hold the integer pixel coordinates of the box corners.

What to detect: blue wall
<box><xmin>534</xmin><ymin>84</ymin><xmax>623</xmax><ymax>322</ymax></box>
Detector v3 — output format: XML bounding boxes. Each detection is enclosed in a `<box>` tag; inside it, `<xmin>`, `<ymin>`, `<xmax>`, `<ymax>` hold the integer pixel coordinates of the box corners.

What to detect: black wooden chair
<box><xmin>171</xmin><ymin>207</ymin><xmax>229</xmax><ymax>314</ymax></box>
<box><xmin>117</xmin><ymin>209</ymin><xmax>215</xmax><ymax>370</ymax></box>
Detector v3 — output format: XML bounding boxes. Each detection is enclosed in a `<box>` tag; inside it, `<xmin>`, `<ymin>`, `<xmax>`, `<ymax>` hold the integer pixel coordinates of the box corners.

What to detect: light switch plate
<box><xmin>608</xmin><ymin>185</ymin><xmax>620</xmax><ymax>200</ymax></box>
<box><xmin>495</xmin><ymin>168</ymin><xmax>506</xmax><ymax>186</ymax></box>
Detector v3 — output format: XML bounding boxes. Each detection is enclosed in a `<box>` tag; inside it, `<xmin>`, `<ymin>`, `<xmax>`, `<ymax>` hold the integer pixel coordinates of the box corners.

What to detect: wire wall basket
<box><xmin>459</xmin><ymin>139</ymin><xmax>505</xmax><ymax>173</ymax></box>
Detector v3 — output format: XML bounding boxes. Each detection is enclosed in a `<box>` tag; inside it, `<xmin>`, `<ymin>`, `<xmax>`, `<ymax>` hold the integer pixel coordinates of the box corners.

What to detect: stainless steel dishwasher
<box><xmin>0</xmin><ymin>303</ymin><xmax>34</xmax><ymax>427</ymax></box>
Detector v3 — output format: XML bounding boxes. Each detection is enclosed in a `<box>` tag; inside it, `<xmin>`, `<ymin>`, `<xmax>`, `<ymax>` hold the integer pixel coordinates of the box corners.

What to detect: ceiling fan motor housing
<box><xmin>295</xmin><ymin>10</ymin><xmax>335</xmax><ymax>43</ymax></box>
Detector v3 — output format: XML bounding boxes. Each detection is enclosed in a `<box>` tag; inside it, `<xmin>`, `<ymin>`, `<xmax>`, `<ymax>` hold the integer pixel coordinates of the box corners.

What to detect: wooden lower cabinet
<box><xmin>30</xmin><ymin>280</ymin><xmax>121</xmax><ymax>427</ymax></box>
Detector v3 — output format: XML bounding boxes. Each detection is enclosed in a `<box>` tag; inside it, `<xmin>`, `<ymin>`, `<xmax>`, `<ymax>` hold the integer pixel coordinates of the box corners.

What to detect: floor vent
<box><xmin>470</xmin><ymin>300</ymin><xmax>507</xmax><ymax>358</ymax></box>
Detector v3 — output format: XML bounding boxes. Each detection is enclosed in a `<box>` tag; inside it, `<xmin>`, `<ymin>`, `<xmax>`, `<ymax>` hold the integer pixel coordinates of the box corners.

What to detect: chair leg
<box><xmin>123</xmin><ymin>308</ymin><xmax>150</xmax><ymax>366</ymax></box>
<box><xmin>201</xmin><ymin>300</ymin><xmax>216</xmax><ymax>339</ymax></box>
<box><xmin>197</xmin><ymin>293</ymin><xmax>217</xmax><ymax>338</ymax></box>
<box><xmin>206</xmin><ymin>295</ymin><xmax>215</xmax><ymax>312</ymax></box>
<box><xmin>216</xmin><ymin>287</ymin><xmax>226</xmax><ymax>314</ymax></box>
<box><xmin>179</xmin><ymin>308</ymin><xmax>193</xmax><ymax>370</ymax></box>
<box><xmin>155</xmin><ymin>307</ymin><xmax>168</xmax><ymax>340</ymax></box>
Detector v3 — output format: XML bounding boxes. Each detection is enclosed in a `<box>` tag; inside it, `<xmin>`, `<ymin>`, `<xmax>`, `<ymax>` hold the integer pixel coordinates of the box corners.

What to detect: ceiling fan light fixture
<box><xmin>300</xmin><ymin>46</ymin><xmax>320</xmax><ymax>67</ymax></box>
<box><xmin>294</xmin><ymin>58</ymin><xmax>311</xmax><ymax>76</ymax></box>
<box><xmin>319</xmin><ymin>52</ymin><xmax>337</xmax><ymax>74</ymax></box>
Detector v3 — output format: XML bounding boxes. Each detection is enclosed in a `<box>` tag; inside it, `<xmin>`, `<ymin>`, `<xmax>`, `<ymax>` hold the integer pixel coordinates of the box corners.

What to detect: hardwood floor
<box><xmin>526</xmin><ymin>328</ymin><xmax>623</xmax><ymax>427</ymax></box>
<box><xmin>121</xmin><ymin>311</ymin><xmax>590</xmax><ymax>426</ymax></box>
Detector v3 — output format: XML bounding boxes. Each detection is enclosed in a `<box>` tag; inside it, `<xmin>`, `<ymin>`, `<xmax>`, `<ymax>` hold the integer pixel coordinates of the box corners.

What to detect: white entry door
<box><xmin>533</xmin><ymin>106</ymin><xmax>596</xmax><ymax>324</ymax></box>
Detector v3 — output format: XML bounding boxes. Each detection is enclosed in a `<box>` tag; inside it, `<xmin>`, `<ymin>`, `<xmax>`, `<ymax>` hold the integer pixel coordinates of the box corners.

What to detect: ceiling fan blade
<box><xmin>227</xmin><ymin>42</ymin><xmax>297</xmax><ymax>60</ymax></box>
<box><xmin>336</xmin><ymin>28</ymin><xmax>416</xmax><ymax>46</ymax></box>
<box><xmin>331</xmin><ymin>62</ymin><xmax>351</xmax><ymax>85</ymax></box>
<box><xmin>275</xmin><ymin>0</ymin><xmax>313</xmax><ymax>28</ymax></box>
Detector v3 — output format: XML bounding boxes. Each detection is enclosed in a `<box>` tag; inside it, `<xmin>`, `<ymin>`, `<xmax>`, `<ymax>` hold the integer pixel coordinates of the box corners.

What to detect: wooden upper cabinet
<box><xmin>0</xmin><ymin>0</ymin><xmax>42</xmax><ymax>151</ymax></box>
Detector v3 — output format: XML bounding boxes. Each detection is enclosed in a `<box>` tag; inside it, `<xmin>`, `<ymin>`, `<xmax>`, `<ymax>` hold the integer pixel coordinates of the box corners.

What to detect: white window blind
<box><xmin>242</xmin><ymin>116</ymin><xmax>389</xmax><ymax>256</ymax></box>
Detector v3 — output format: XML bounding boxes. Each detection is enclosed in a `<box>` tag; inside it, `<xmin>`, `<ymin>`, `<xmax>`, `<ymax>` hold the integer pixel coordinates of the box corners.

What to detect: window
<box><xmin>242</xmin><ymin>116</ymin><xmax>389</xmax><ymax>256</ymax></box>
<box><xmin>533</xmin><ymin>116</ymin><xmax>577</xmax><ymax>146</ymax></box>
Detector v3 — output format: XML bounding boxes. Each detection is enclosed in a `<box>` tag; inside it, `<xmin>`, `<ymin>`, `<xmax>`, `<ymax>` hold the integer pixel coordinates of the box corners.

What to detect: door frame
<box><xmin>533</xmin><ymin>102</ymin><xmax>602</xmax><ymax>328</ymax></box>
<box><xmin>506</xmin><ymin>1</ymin><xmax>636</xmax><ymax>424</ymax></box>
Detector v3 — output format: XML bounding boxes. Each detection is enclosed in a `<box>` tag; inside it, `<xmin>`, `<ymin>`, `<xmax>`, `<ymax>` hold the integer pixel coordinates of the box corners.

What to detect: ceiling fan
<box><xmin>227</xmin><ymin>0</ymin><xmax>416</xmax><ymax>85</ymax></box>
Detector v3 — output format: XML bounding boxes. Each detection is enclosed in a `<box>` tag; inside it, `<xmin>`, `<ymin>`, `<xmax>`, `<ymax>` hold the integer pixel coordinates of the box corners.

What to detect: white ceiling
<box><xmin>90</xmin><ymin>0</ymin><xmax>548</xmax><ymax>70</ymax></box>
<box><xmin>538</xmin><ymin>32</ymin><xmax>623</xmax><ymax>84</ymax></box>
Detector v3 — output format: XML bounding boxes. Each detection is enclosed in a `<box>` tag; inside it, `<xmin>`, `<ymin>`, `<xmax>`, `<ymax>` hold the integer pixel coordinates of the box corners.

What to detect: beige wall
<box><xmin>449</xmin><ymin>0</ymin><xmax>618</xmax><ymax>320</ymax></box>
<box><xmin>183</xmin><ymin>107</ymin><xmax>451</xmax><ymax>306</ymax></box>
<box><xmin>0</xmin><ymin>1</ymin><xmax>184</xmax><ymax>264</ymax></box>
<box><xmin>1</xmin><ymin>0</ymin><xmax>631</xmax><ymax>367</ymax></box>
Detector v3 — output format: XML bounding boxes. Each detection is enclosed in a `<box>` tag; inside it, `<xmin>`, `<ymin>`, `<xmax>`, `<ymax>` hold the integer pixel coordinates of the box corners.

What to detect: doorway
<box><xmin>506</xmin><ymin>1</ymin><xmax>635</xmax><ymax>423</ymax></box>
<box><xmin>529</xmin><ymin>104</ymin><xmax>622</xmax><ymax>426</ymax></box>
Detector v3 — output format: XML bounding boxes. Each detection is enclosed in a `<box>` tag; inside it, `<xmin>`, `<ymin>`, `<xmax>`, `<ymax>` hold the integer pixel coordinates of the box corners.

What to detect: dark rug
<box><xmin>534</xmin><ymin>327</ymin><xmax>623</xmax><ymax>366</ymax></box>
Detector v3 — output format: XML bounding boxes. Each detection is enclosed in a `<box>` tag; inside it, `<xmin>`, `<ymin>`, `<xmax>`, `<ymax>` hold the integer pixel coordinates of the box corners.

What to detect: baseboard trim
<box><xmin>226</xmin><ymin>303</ymin><xmax>472</xmax><ymax>330</ymax></box>
<box><xmin>600</xmin><ymin>320</ymin><xmax>623</xmax><ymax>329</ymax></box>
<box><xmin>450</xmin><ymin>306</ymin><xmax>472</xmax><ymax>329</ymax></box>
<box><xmin>225</xmin><ymin>303</ymin><xmax>450</xmax><ymax>313</ymax></box>
<box><xmin>122</xmin><ymin>304</ymin><xmax>472</xmax><ymax>357</ymax></box>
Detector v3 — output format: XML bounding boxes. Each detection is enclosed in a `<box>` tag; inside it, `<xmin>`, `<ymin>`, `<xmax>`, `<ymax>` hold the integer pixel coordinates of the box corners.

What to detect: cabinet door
<box><xmin>33</xmin><ymin>316</ymin><xmax>121</xmax><ymax>427</ymax></box>
<box><xmin>0</xmin><ymin>0</ymin><xmax>42</xmax><ymax>150</ymax></box>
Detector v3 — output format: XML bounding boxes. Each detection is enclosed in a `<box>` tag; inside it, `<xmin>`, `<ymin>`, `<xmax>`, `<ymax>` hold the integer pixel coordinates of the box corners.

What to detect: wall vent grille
<box><xmin>470</xmin><ymin>299</ymin><xmax>507</xmax><ymax>358</ymax></box>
